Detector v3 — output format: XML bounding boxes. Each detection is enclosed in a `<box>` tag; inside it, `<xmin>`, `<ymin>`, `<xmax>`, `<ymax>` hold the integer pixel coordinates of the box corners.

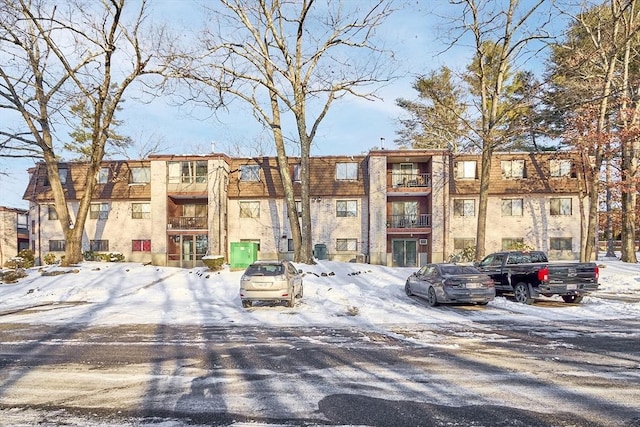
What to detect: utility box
<box><xmin>314</xmin><ymin>243</ymin><xmax>328</xmax><ymax>260</ymax></box>
<box><xmin>230</xmin><ymin>242</ymin><xmax>258</xmax><ymax>269</ymax></box>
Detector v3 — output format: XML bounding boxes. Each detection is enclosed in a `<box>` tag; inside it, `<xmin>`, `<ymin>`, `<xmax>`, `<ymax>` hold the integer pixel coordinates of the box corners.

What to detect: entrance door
<box><xmin>181</xmin><ymin>235</ymin><xmax>194</xmax><ymax>268</ymax></box>
<box><xmin>392</xmin><ymin>239</ymin><xmax>418</xmax><ymax>267</ymax></box>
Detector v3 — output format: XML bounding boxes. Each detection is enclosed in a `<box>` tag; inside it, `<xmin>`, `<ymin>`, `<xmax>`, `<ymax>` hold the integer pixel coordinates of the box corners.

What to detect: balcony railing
<box><xmin>391</xmin><ymin>173</ymin><xmax>431</xmax><ymax>188</ymax></box>
<box><xmin>168</xmin><ymin>216</ymin><xmax>208</xmax><ymax>229</ymax></box>
<box><xmin>387</xmin><ymin>214</ymin><xmax>431</xmax><ymax>228</ymax></box>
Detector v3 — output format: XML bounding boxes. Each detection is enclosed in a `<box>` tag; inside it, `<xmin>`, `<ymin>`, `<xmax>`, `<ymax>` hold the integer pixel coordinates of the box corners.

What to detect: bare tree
<box><xmin>0</xmin><ymin>0</ymin><xmax>166</xmax><ymax>265</ymax></box>
<box><xmin>167</xmin><ymin>0</ymin><xmax>397</xmax><ymax>263</ymax></box>
<box><xmin>444</xmin><ymin>0</ymin><xmax>553</xmax><ymax>260</ymax></box>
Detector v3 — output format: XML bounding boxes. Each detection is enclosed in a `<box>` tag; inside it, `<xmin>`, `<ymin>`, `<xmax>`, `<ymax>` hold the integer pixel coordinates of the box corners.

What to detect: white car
<box><xmin>240</xmin><ymin>260</ymin><xmax>303</xmax><ymax>308</ymax></box>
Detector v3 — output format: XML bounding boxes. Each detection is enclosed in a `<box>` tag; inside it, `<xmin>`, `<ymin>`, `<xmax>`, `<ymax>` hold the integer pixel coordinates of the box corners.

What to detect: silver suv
<box><xmin>240</xmin><ymin>260</ymin><xmax>303</xmax><ymax>308</ymax></box>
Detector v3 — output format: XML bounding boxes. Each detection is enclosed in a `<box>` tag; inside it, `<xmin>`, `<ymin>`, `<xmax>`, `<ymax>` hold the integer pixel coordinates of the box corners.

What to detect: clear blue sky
<box><xmin>0</xmin><ymin>0</ymin><xmax>557</xmax><ymax>209</ymax></box>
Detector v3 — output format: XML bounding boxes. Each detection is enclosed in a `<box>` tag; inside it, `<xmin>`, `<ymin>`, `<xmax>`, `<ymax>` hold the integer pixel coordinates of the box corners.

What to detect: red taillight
<box><xmin>595</xmin><ymin>265</ymin><xmax>599</xmax><ymax>280</ymax></box>
<box><xmin>538</xmin><ymin>267</ymin><xmax>549</xmax><ymax>282</ymax></box>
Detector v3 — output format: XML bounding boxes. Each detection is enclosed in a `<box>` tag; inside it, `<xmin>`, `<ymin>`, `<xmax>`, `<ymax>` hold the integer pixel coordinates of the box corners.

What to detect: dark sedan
<box><xmin>405</xmin><ymin>263</ymin><xmax>495</xmax><ymax>306</ymax></box>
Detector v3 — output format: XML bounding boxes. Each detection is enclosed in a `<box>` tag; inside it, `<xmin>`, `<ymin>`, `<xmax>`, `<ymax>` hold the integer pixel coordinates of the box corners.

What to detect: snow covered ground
<box><xmin>0</xmin><ymin>257</ymin><xmax>638</xmax><ymax>327</ymax></box>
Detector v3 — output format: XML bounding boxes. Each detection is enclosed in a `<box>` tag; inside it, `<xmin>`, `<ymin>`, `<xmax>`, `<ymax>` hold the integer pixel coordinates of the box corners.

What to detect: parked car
<box><xmin>475</xmin><ymin>251</ymin><xmax>599</xmax><ymax>304</ymax></box>
<box><xmin>405</xmin><ymin>263</ymin><xmax>495</xmax><ymax>306</ymax></box>
<box><xmin>239</xmin><ymin>260</ymin><xmax>303</xmax><ymax>308</ymax></box>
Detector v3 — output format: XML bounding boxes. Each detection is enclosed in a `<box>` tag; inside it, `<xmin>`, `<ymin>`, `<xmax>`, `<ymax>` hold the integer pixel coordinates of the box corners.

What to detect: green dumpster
<box><xmin>230</xmin><ymin>242</ymin><xmax>258</xmax><ymax>269</ymax></box>
<box><xmin>314</xmin><ymin>243</ymin><xmax>328</xmax><ymax>260</ymax></box>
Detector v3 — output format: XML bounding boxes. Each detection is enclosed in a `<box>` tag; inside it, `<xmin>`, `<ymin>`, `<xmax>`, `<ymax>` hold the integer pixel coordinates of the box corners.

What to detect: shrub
<box><xmin>43</xmin><ymin>253</ymin><xmax>58</xmax><ymax>265</ymax></box>
<box><xmin>202</xmin><ymin>255</ymin><xmax>225</xmax><ymax>271</ymax></box>
<box><xmin>449</xmin><ymin>246</ymin><xmax>476</xmax><ymax>263</ymax></box>
<box><xmin>84</xmin><ymin>251</ymin><xmax>124</xmax><ymax>262</ymax></box>
<box><xmin>4</xmin><ymin>249</ymin><xmax>35</xmax><ymax>269</ymax></box>
<box><xmin>0</xmin><ymin>269</ymin><xmax>26</xmax><ymax>283</ymax></box>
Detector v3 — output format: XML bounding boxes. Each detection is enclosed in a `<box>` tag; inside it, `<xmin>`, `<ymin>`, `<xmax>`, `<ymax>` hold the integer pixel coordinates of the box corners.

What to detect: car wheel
<box><xmin>427</xmin><ymin>287</ymin><xmax>439</xmax><ymax>307</ymax></box>
<box><xmin>242</xmin><ymin>300</ymin><xmax>252</xmax><ymax>308</ymax></box>
<box><xmin>513</xmin><ymin>282</ymin><xmax>533</xmax><ymax>304</ymax></box>
<box><xmin>562</xmin><ymin>294</ymin><xmax>583</xmax><ymax>304</ymax></box>
<box><xmin>405</xmin><ymin>281</ymin><xmax>413</xmax><ymax>296</ymax></box>
<box><xmin>297</xmin><ymin>284</ymin><xmax>304</xmax><ymax>298</ymax></box>
<box><xmin>287</xmin><ymin>294</ymin><xmax>295</xmax><ymax>308</ymax></box>
<box><xmin>477</xmin><ymin>301</ymin><xmax>489</xmax><ymax>306</ymax></box>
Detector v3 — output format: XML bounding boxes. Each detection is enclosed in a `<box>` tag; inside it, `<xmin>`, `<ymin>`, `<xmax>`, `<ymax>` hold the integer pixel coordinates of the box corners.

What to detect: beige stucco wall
<box><xmin>0</xmin><ymin>210</ymin><xmax>18</xmax><ymax>266</ymax></box>
<box><xmin>227</xmin><ymin>196</ymin><xmax>369</xmax><ymax>262</ymax></box>
<box><xmin>447</xmin><ymin>194</ymin><xmax>588</xmax><ymax>260</ymax></box>
<box><xmin>150</xmin><ymin>161</ymin><xmax>168</xmax><ymax>265</ymax></box>
<box><xmin>429</xmin><ymin>153</ymin><xmax>449</xmax><ymax>263</ymax></box>
<box><xmin>367</xmin><ymin>155</ymin><xmax>388</xmax><ymax>265</ymax></box>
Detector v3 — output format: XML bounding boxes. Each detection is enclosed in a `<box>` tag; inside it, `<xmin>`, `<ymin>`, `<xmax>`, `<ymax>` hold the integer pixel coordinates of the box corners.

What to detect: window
<box><xmin>49</xmin><ymin>240</ymin><xmax>65</xmax><ymax>252</ymax></box>
<box><xmin>455</xmin><ymin>161</ymin><xmax>476</xmax><ymax>179</ymax></box>
<box><xmin>550</xmin><ymin>159</ymin><xmax>572</xmax><ymax>177</ymax></box>
<box><xmin>168</xmin><ymin>161</ymin><xmax>207</xmax><ymax>183</ymax></box>
<box><xmin>453</xmin><ymin>199</ymin><xmax>475</xmax><ymax>216</ymax></box>
<box><xmin>184</xmin><ymin>204</ymin><xmax>207</xmax><ymax>218</ymax></box>
<box><xmin>90</xmin><ymin>203</ymin><xmax>109</xmax><ymax>220</ymax></box>
<box><xmin>550</xmin><ymin>237</ymin><xmax>572</xmax><ymax>251</ymax></box>
<box><xmin>17</xmin><ymin>213</ymin><xmax>28</xmax><ymax>230</ymax></box>
<box><xmin>287</xmin><ymin>238</ymin><xmax>295</xmax><ymax>252</ymax></box>
<box><xmin>90</xmin><ymin>240</ymin><xmax>109</xmax><ymax>251</ymax></box>
<box><xmin>239</xmin><ymin>201</ymin><xmax>260</xmax><ymax>218</ymax></box>
<box><xmin>502</xmin><ymin>238</ymin><xmax>524</xmax><ymax>250</ymax></box>
<box><xmin>48</xmin><ymin>205</ymin><xmax>58</xmax><ymax>220</ymax></box>
<box><xmin>240</xmin><ymin>165</ymin><xmax>261</xmax><ymax>181</ymax></box>
<box><xmin>336</xmin><ymin>200</ymin><xmax>357</xmax><ymax>217</ymax></box>
<box><xmin>130</xmin><ymin>167</ymin><xmax>151</xmax><ymax>184</ymax></box>
<box><xmin>550</xmin><ymin>198</ymin><xmax>572</xmax><ymax>215</ymax></box>
<box><xmin>292</xmin><ymin>164</ymin><xmax>301</xmax><ymax>182</ymax></box>
<box><xmin>501</xmin><ymin>199</ymin><xmax>523</xmax><ymax>216</ymax></box>
<box><xmin>336</xmin><ymin>238</ymin><xmax>357</xmax><ymax>251</ymax></box>
<box><xmin>132</xmin><ymin>239</ymin><xmax>151</xmax><ymax>252</ymax></box>
<box><xmin>132</xmin><ymin>203</ymin><xmax>151</xmax><ymax>219</ymax></box>
<box><xmin>58</xmin><ymin>168</ymin><xmax>68</xmax><ymax>184</ymax></box>
<box><xmin>454</xmin><ymin>238</ymin><xmax>475</xmax><ymax>251</ymax></box>
<box><xmin>336</xmin><ymin>162</ymin><xmax>358</xmax><ymax>180</ymax></box>
<box><xmin>97</xmin><ymin>167</ymin><xmax>109</xmax><ymax>184</ymax></box>
<box><xmin>501</xmin><ymin>160</ymin><xmax>524</xmax><ymax>178</ymax></box>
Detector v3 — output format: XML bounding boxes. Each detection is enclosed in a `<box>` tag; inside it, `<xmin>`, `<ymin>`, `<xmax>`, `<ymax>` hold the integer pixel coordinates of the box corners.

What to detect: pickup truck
<box><xmin>475</xmin><ymin>251</ymin><xmax>599</xmax><ymax>304</ymax></box>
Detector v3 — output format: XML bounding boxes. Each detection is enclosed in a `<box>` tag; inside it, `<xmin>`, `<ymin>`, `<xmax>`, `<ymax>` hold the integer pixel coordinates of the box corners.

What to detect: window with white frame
<box><xmin>240</xmin><ymin>165</ymin><xmax>261</xmax><ymax>181</ymax></box>
<box><xmin>454</xmin><ymin>238</ymin><xmax>475</xmax><ymax>251</ymax></box>
<box><xmin>130</xmin><ymin>167</ymin><xmax>151</xmax><ymax>184</ymax></box>
<box><xmin>97</xmin><ymin>167</ymin><xmax>109</xmax><ymax>184</ymax></box>
<box><xmin>453</xmin><ymin>199</ymin><xmax>475</xmax><ymax>216</ymax></box>
<box><xmin>335</xmin><ymin>162</ymin><xmax>358</xmax><ymax>180</ymax></box>
<box><xmin>550</xmin><ymin>159</ymin><xmax>572</xmax><ymax>177</ymax></box>
<box><xmin>550</xmin><ymin>237</ymin><xmax>572</xmax><ymax>251</ymax></box>
<box><xmin>132</xmin><ymin>239</ymin><xmax>151</xmax><ymax>252</ymax></box>
<box><xmin>90</xmin><ymin>239</ymin><xmax>109</xmax><ymax>251</ymax></box>
<box><xmin>550</xmin><ymin>198</ymin><xmax>572</xmax><ymax>215</ymax></box>
<box><xmin>455</xmin><ymin>160</ymin><xmax>476</xmax><ymax>179</ymax></box>
<box><xmin>502</xmin><ymin>238</ymin><xmax>524</xmax><ymax>250</ymax></box>
<box><xmin>336</xmin><ymin>238</ymin><xmax>357</xmax><ymax>251</ymax></box>
<box><xmin>58</xmin><ymin>168</ymin><xmax>68</xmax><ymax>184</ymax></box>
<box><xmin>239</xmin><ymin>201</ymin><xmax>260</xmax><ymax>218</ymax></box>
<box><xmin>49</xmin><ymin>240</ymin><xmax>65</xmax><ymax>252</ymax></box>
<box><xmin>168</xmin><ymin>161</ymin><xmax>207</xmax><ymax>183</ymax></box>
<box><xmin>292</xmin><ymin>164</ymin><xmax>301</xmax><ymax>182</ymax></box>
<box><xmin>336</xmin><ymin>200</ymin><xmax>357</xmax><ymax>217</ymax></box>
<box><xmin>48</xmin><ymin>205</ymin><xmax>58</xmax><ymax>220</ymax></box>
<box><xmin>240</xmin><ymin>239</ymin><xmax>261</xmax><ymax>251</ymax></box>
<box><xmin>501</xmin><ymin>199</ymin><xmax>523</xmax><ymax>216</ymax></box>
<box><xmin>132</xmin><ymin>202</ymin><xmax>151</xmax><ymax>219</ymax></box>
<box><xmin>501</xmin><ymin>160</ymin><xmax>525</xmax><ymax>178</ymax></box>
<box><xmin>90</xmin><ymin>203</ymin><xmax>109</xmax><ymax>220</ymax></box>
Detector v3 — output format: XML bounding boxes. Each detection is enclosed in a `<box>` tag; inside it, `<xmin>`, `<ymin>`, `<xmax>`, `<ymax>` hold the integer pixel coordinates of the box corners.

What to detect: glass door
<box><xmin>392</xmin><ymin>239</ymin><xmax>418</xmax><ymax>267</ymax></box>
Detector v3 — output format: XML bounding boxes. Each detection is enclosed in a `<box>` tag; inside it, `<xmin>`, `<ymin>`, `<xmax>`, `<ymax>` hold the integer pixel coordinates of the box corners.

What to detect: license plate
<box><xmin>567</xmin><ymin>284</ymin><xmax>577</xmax><ymax>290</ymax></box>
<box><xmin>466</xmin><ymin>282</ymin><xmax>482</xmax><ymax>288</ymax></box>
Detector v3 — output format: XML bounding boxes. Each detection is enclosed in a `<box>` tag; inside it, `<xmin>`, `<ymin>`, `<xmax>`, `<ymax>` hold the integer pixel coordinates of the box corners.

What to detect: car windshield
<box><xmin>245</xmin><ymin>264</ymin><xmax>284</xmax><ymax>276</ymax></box>
<box><xmin>440</xmin><ymin>265</ymin><xmax>480</xmax><ymax>275</ymax></box>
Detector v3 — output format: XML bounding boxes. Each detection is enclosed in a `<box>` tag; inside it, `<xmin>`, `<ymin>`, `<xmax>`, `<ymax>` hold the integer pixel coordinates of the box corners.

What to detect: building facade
<box><xmin>0</xmin><ymin>206</ymin><xmax>29</xmax><ymax>267</ymax></box>
<box><xmin>23</xmin><ymin>149</ymin><xmax>590</xmax><ymax>267</ymax></box>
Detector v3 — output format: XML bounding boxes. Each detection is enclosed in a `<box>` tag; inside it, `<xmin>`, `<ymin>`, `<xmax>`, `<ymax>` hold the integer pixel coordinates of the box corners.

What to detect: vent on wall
<box><xmin>419</xmin><ymin>239</ymin><xmax>428</xmax><ymax>245</ymax></box>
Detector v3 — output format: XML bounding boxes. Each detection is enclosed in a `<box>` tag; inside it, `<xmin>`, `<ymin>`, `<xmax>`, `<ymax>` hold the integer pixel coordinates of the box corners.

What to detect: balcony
<box><xmin>168</xmin><ymin>216</ymin><xmax>208</xmax><ymax>230</ymax></box>
<box><xmin>387</xmin><ymin>214</ymin><xmax>431</xmax><ymax>229</ymax></box>
<box><xmin>391</xmin><ymin>172</ymin><xmax>431</xmax><ymax>188</ymax></box>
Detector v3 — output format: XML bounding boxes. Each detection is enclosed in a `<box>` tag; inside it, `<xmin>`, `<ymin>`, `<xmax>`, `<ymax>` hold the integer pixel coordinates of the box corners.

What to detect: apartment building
<box><xmin>0</xmin><ymin>206</ymin><xmax>29</xmax><ymax>267</ymax></box>
<box><xmin>22</xmin><ymin>149</ymin><xmax>590</xmax><ymax>267</ymax></box>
